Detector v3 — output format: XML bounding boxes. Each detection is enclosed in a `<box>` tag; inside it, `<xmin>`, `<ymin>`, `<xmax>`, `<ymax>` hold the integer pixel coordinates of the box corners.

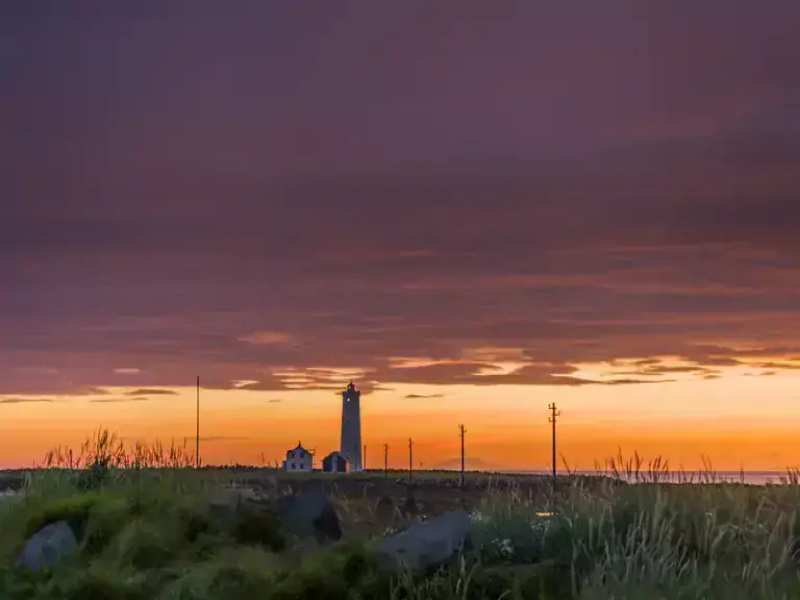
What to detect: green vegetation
<box><xmin>3</xmin><ymin>430</ymin><xmax>800</xmax><ymax>599</ymax></box>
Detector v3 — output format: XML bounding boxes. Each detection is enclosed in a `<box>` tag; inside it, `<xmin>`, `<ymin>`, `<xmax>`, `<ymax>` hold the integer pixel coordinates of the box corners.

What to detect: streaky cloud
<box><xmin>90</xmin><ymin>396</ymin><xmax>150</xmax><ymax>403</ymax></box>
<box><xmin>0</xmin><ymin>397</ymin><xmax>55</xmax><ymax>404</ymax></box>
<box><xmin>124</xmin><ymin>388</ymin><xmax>178</xmax><ymax>396</ymax></box>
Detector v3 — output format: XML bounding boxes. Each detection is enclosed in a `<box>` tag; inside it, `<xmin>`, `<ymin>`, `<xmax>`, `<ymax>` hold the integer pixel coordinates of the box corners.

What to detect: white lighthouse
<box><xmin>340</xmin><ymin>381</ymin><xmax>362</xmax><ymax>472</ymax></box>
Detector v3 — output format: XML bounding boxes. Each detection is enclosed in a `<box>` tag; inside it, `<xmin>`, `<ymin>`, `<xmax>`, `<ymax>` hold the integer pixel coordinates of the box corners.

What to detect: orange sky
<box><xmin>3</xmin><ymin>362</ymin><xmax>800</xmax><ymax>471</ymax></box>
<box><xmin>4</xmin><ymin>5</ymin><xmax>800</xmax><ymax>475</ymax></box>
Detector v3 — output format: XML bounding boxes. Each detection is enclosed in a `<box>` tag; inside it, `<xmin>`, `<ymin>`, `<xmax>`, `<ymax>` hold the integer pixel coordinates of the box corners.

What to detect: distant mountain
<box><xmin>430</xmin><ymin>456</ymin><xmax>498</xmax><ymax>471</ymax></box>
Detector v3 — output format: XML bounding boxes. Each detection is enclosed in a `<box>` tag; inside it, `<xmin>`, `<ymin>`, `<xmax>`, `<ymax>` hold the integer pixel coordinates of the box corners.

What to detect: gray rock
<box><xmin>16</xmin><ymin>521</ymin><xmax>78</xmax><ymax>571</ymax></box>
<box><xmin>377</xmin><ymin>509</ymin><xmax>472</xmax><ymax>571</ymax></box>
<box><xmin>277</xmin><ymin>490</ymin><xmax>342</xmax><ymax>544</ymax></box>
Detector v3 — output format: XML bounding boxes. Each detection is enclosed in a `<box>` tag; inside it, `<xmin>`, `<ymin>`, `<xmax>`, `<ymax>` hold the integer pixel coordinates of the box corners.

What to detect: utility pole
<box><xmin>408</xmin><ymin>438</ymin><xmax>414</xmax><ymax>483</ymax></box>
<box><xmin>548</xmin><ymin>402</ymin><xmax>560</xmax><ymax>488</ymax></box>
<box><xmin>384</xmin><ymin>443</ymin><xmax>389</xmax><ymax>478</ymax></box>
<box><xmin>196</xmin><ymin>376</ymin><xmax>201</xmax><ymax>469</ymax></box>
<box><xmin>458</xmin><ymin>424</ymin><xmax>467</xmax><ymax>489</ymax></box>
<box><xmin>363</xmin><ymin>444</ymin><xmax>367</xmax><ymax>470</ymax></box>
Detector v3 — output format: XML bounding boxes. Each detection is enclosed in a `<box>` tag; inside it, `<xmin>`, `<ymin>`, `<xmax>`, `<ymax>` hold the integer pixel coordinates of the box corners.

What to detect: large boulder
<box><xmin>16</xmin><ymin>521</ymin><xmax>78</xmax><ymax>571</ymax></box>
<box><xmin>377</xmin><ymin>509</ymin><xmax>472</xmax><ymax>571</ymax></box>
<box><xmin>277</xmin><ymin>490</ymin><xmax>342</xmax><ymax>545</ymax></box>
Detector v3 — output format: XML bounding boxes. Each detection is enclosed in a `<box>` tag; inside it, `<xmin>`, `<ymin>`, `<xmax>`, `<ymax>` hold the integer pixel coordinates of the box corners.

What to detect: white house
<box><xmin>282</xmin><ymin>442</ymin><xmax>313</xmax><ymax>472</ymax></box>
<box><xmin>322</xmin><ymin>451</ymin><xmax>348</xmax><ymax>473</ymax></box>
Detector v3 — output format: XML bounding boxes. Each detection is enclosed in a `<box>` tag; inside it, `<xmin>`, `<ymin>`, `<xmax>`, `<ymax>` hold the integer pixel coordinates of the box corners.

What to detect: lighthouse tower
<box><xmin>340</xmin><ymin>381</ymin><xmax>362</xmax><ymax>471</ymax></box>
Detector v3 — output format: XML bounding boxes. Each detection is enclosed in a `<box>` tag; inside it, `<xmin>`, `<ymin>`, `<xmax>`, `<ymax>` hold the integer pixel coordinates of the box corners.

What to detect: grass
<box><xmin>3</xmin><ymin>430</ymin><xmax>800</xmax><ymax>598</ymax></box>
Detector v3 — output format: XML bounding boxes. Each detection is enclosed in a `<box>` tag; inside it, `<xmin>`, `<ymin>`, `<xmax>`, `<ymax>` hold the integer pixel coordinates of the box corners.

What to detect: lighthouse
<box><xmin>340</xmin><ymin>381</ymin><xmax>362</xmax><ymax>471</ymax></box>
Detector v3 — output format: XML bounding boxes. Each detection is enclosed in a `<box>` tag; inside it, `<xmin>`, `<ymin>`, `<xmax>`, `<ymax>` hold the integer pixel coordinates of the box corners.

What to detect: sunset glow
<box><xmin>3</xmin><ymin>363</ymin><xmax>800</xmax><ymax>470</ymax></box>
<box><xmin>2</xmin><ymin>3</ymin><xmax>800</xmax><ymax>473</ymax></box>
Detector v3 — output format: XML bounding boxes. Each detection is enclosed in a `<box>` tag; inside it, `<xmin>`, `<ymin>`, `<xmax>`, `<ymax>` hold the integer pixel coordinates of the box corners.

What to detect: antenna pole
<box><xmin>548</xmin><ymin>402</ymin><xmax>560</xmax><ymax>489</ymax></box>
<box><xmin>408</xmin><ymin>438</ymin><xmax>414</xmax><ymax>484</ymax></box>
<box><xmin>384</xmin><ymin>443</ymin><xmax>389</xmax><ymax>478</ymax></box>
<box><xmin>196</xmin><ymin>376</ymin><xmax>200</xmax><ymax>469</ymax></box>
<box><xmin>458</xmin><ymin>424</ymin><xmax>467</xmax><ymax>489</ymax></box>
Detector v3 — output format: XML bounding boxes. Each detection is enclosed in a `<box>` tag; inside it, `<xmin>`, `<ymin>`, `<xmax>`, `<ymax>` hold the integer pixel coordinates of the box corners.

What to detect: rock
<box><xmin>377</xmin><ymin>509</ymin><xmax>472</xmax><ymax>571</ymax></box>
<box><xmin>16</xmin><ymin>521</ymin><xmax>78</xmax><ymax>571</ymax></box>
<box><xmin>277</xmin><ymin>490</ymin><xmax>342</xmax><ymax>544</ymax></box>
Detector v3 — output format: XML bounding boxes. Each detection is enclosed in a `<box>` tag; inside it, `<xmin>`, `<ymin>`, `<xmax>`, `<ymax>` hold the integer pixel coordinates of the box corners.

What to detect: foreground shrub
<box><xmin>7</xmin><ymin>431</ymin><xmax>800</xmax><ymax>598</ymax></box>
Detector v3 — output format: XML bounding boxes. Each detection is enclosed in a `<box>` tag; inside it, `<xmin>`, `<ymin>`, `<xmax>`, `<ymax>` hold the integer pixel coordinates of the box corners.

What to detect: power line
<box><xmin>408</xmin><ymin>438</ymin><xmax>414</xmax><ymax>484</ymax></box>
<box><xmin>548</xmin><ymin>402</ymin><xmax>560</xmax><ymax>487</ymax></box>
<box><xmin>196</xmin><ymin>376</ymin><xmax>200</xmax><ymax>469</ymax></box>
<box><xmin>458</xmin><ymin>424</ymin><xmax>467</xmax><ymax>489</ymax></box>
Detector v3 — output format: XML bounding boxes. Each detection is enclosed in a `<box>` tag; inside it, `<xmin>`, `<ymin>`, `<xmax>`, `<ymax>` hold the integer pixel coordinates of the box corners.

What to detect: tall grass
<box><xmin>5</xmin><ymin>430</ymin><xmax>800</xmax><ymax>598</ymax></box>
<box><xmin>41</xmin><ymin>427</ymin><xmax>196</xmax><ymax>470</ymax></box>
<box><xmin>460</xmin><ymin>456</ymin><xmax>800</xmax><ymax>599</ymax></box>
<box><xmin>21</xmin><ymin>428</ymin><xmax>201</xmax><ymax>500</ymax></box>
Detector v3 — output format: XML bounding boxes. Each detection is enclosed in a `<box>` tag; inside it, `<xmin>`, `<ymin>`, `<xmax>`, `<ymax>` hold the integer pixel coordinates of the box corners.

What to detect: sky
<box><xmin>2</xmin><ymin>2</ymin><xmax>800</xmax><ymax>471</ymax></box>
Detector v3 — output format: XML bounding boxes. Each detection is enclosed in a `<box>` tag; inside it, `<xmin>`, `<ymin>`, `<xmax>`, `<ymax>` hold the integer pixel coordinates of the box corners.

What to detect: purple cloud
<box><xmin>2</xmin><ymin>1</ymin><xmax>799</xmax><ymax>393</ymax></box>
